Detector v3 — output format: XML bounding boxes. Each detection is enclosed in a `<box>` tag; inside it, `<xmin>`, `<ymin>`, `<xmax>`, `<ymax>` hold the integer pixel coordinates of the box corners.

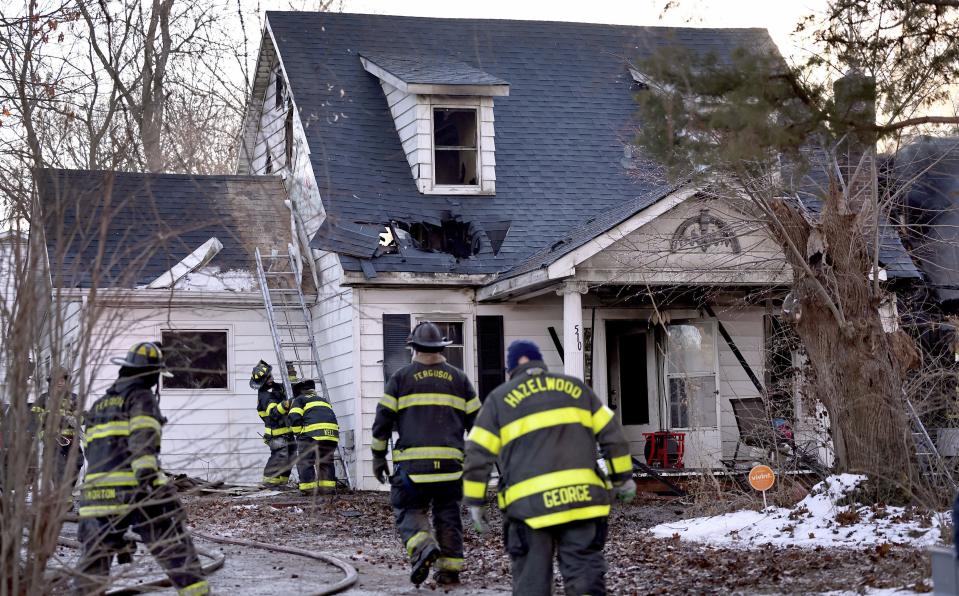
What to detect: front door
<box><xmin>606</xmin><ymin>321</ymin><xmax>659</xmax><ymax>455</ymax></box>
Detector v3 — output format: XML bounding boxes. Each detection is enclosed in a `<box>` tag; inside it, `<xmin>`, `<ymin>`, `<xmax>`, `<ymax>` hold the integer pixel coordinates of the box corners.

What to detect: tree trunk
<box><xmin>770</xmin><ymin>195</ymin><xmax>920</xmax><ymax>497</ymax></box>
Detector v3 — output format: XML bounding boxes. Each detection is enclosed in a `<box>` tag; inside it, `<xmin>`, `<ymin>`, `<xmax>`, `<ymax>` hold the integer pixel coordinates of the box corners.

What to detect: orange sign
<box><xmin>748</xmin><ymin>465</ymin><xmax>775</xmax><ymax>492</ymax></box>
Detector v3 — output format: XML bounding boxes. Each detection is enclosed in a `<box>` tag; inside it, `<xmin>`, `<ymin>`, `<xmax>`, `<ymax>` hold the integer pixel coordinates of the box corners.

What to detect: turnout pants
<box><xmin>296</xmin><ymin>438</ymin><xmax>337</xmax><ymax>492</ymax></box>
<box><xmin>390</xmin><ymin>471</ymin><xmax>463</xmax><ymax>575</ymax></box>
<box><xmin>74</xmin><ymin>488</ymin><xmax>208</xmax><ymax>596</ymax></box>
<box><xmin>262</xmin><ymin>435</ymin><xmax>296</xmax><ymax>485</ymax></box>
<box><xmin>504</xmin><ymin>517</ymin><xmax>608</xmax><ymax>596</ymax></box>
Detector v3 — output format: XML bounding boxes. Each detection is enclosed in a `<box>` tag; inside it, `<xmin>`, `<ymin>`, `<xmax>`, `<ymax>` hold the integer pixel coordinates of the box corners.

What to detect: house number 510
<box><xmin>574</xmin><ymin>324</ymin><xmax>582</xmax><ymax>351</ymax></box>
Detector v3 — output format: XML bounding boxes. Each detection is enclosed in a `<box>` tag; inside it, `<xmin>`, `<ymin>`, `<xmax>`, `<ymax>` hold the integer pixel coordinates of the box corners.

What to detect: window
<box><xmin>161</xmin><ymin>330</ymin><xmax>228</xmax><ymax>389</ymax></box>
<box><xmin>382</xmin><ymin>314</ymin><xmax>412</xmax><ymax>380</ymax></box>
<box><xmin>285</xmin><ymin>102</ymin><xmax>294</xmax><ymax>166</ymax></box>
<box><xmin>275</xmin><ymin>73</ymin><xmax>284</xmax><ymax>110</ymax></box>
<box><xmin>666</xmin><ymin>322</ymin><xmax>717</xmax><ymax>428</ymax></box>
<box><xmin>433</xmin><ymin>108</ymin><xmax>478</xmax><ymax>186</ymax></box>
<box><xmin>476</xmin><ymin>316</ymin><xmax>504</xmax><ymax>402</ymax></box>
<box><xmin>430</xmin><ymin>321</ymin><xmax>465</xmax><ymax>370</ymax></box>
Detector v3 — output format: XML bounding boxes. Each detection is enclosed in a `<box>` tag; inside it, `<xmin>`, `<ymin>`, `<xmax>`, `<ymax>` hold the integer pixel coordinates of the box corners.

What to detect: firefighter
<box><xmin>289</xmin><ymin>379</ymin><xmax>339</xmax><ymax>494</ymax></box>
<box><xmin>30</xmin><ymin>367</ymin><xmax>83</xmax><ymax>499</ymax></box>
<box><xmin>462</xmin><ymin>340</ymin><xmax>637</xmax><ymax>596</ymax></box>
<box><xmin>73</xmin><ymin>342</ymin><xmax>208</xmax><ymax>596</ymax></box>
<box><xmin>371</xmin><ymin>321</ymin><xmax>480</xmax><ymax>586</ymax></box>
<box><xmin>250</xmin><ymin>360</ymin><xmax>296</xmax><ymax>487</ymax></box>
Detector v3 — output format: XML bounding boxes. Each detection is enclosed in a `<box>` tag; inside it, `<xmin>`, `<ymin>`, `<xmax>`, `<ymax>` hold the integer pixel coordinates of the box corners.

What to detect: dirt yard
<box><xmin>178</xmin><ymin>490</ymin><xmax>934</xmax><ymax>595</ymax></box>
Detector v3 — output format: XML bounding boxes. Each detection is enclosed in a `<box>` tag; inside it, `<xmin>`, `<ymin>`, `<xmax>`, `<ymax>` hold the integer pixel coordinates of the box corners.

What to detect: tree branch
<box><xmin>875</xmin><ymin>115</ymin><xmax>959</xmax><ymax>132</ymax></box>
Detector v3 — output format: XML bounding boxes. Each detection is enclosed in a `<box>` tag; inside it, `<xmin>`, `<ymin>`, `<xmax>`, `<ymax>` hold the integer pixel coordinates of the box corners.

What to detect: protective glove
<box><xmin>612</xmin><ymin>478</ymin><xmax>637</xmax><ymax>504</ymax></box>
<box><xmin>372</xmin><ymin>457</ymin><xmax>390</xmax><ymax>484</ymax></box>
<box><xmin>469</xmin><ymin>505</ymin><xmax>489</xmax><ymax>534</ymax></box>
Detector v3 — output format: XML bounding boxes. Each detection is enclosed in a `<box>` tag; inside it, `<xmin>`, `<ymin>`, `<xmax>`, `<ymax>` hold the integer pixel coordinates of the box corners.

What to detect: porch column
<box><xmin>557</xmin><ymin>282</ymin><xmax>588</xmax><ymax>378</ymax></box>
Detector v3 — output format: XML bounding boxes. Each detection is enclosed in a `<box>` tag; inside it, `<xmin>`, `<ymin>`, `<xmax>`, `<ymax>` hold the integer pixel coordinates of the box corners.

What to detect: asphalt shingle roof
<box><xmin>38</xmin><ymin>169</ymin><xmax>288</xmax><ymax>288</ymax></box>
<box><xmin>360</xmin><ymin>52</ymin><xmax>509</xmax><ymax>87</ymax></box>
<box><xmin>267</xmin><ymin>11</ymin><xmax>774</xmax><ymax>276</ymax></box>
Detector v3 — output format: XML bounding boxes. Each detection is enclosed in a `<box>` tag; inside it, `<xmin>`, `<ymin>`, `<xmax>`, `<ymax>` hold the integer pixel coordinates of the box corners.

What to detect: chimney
<box><xmin>833</xmin><ymin>69</ymin><xmax>877</xmax><ymax>214</ymax></box>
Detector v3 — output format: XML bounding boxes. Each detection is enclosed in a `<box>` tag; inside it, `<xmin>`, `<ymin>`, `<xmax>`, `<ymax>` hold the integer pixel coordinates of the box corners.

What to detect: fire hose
<box><xmin>55</xmin><ymin>527</ymin><xmax>358</xmax><ymax>595</ymax></box>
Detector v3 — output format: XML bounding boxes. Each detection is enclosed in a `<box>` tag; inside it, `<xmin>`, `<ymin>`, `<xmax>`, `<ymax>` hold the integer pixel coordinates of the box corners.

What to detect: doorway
<box><xmin>606</xmin><ymin>321</ymin><xmax>660</xmax><ymax>454</ymax></box>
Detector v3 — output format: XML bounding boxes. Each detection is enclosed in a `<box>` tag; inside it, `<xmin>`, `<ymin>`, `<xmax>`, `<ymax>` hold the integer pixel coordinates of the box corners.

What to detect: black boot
<box><xmin>410</xmin><ymin>544</ymin><xmax>440</xmax><ymax>586</ymax></box>
<box><xmin>434</xmin><ymin>570</ymin><xmax>460</xmax><ymax>585</ymax></box>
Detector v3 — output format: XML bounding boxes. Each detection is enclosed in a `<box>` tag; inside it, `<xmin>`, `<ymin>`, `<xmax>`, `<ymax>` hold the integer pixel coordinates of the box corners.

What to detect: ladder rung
<box><xmin>285</xmin><ymin>360</ymin><xmax>314</xmax><ymax>365</ymax></box>
<box><xmin>264</xmin><ymin>272</ymin><xmax>295</xmax><ymax>278</ymax></box>
<box><xmin>259</xmin><ymin>254</ymin><xmax>291</xmax><ymax>259</ymax></box>
<box><xmin>280</xmin><ymin>341</ymin><xmax>313</xmax><ymax>347</ymax></box>
<box><xmin>276</xmin><ymin>323</ymin><xmax>309</xmax><ymax>329</ymax></box>
<box><xmin>269</xmin><ymin>289</ymin><xmax>302</xmax><ymax>294</ymax></box>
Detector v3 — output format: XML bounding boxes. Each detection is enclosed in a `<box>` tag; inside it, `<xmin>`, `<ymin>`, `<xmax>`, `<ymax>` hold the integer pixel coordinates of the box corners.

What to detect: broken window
<box><xmin>764</xmin><ymin>314</ymin><xmax>798</xmax><ymax>420</ymax></box>
<box><xmin>433</xmin><ymin>108</ymin><xmax>478</xmax><ymax>186</ymax></box>
<box><xmin>161</xmin><ymin>330</ymin><xmax>229</xmax><ymax>390</ymax></box>
<box><xmin>285</xmin><ymin>100</ymin><xmax>294</xmax><ymax>166</ymax></box>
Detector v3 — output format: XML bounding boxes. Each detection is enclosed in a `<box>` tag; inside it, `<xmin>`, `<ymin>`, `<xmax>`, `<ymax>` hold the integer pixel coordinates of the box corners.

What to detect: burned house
<box><xmin>35</xmin><ymin>12</ymin><xmax>921</xmax><ymax>487</ymax></box>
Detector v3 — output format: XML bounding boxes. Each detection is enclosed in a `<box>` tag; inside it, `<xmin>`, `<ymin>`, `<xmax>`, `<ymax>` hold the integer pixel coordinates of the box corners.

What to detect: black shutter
<box><xmin>382</xmin><ymin>314</ymin><xmax>412</xmax><ymax>381</ymax></box>
<box><xmin>476</xmin><ymin>315</ymin><xmax>505</xmax><ymax>402</ymax></box>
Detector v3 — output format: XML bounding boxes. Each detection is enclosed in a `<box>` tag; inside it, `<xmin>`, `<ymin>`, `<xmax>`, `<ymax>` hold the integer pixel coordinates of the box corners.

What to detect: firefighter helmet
<box><xmin>406</xmin><ymin>321</ymin><xmax>452</xmax><ymax>352</ymax></box>
<box><xmin>46</xmin><ymin>365</ymin><xmax>71</xmax><ymax>383</ymax></box>
<box><xmin>292</xmin><ymin>378</ymin><xmax>316</xmax><ymax>396</ymax></box>
<box><xmin>110</xmin><ymin>341</ymin><xmax>172</xmax><ymax>377</ymax></box>
<box><xmin>250</xmin><ymin>360</ymin><xmax>273</xmax><ymax>389</ymax></box>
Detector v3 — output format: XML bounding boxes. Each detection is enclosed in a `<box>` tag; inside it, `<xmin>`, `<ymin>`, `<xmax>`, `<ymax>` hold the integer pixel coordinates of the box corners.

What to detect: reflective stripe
<box><xmin>78</xmin><ymin>504</ymin><xmax>130</xmax><ymax>518</ymax></box>
<box><xmin>317</xmin><ymin>480</ymin><xmax>336</xmax><ymax>487</ymax></box>
<box><xmin>131</xmin><ymin>455</ymin><xmax>158</xmax><ymax>471</ymax></box>
<box><xmin>592</xmin><ymin>406</ymin><xmax>615</xmax><ymax>434</ymax></box>
<box><xmin>290</xmin><ymin>426</ymin><xmax>303</xmax><ymax>434</ymax></box>
<box><xmin>394</xmin><ymin>446</ymin><xmax>463</xmax><ymax>461</ymax></box>
<box><xmin>299</xmin><ymin>481</ymin><xmax>318</xmax><ymax>490</ymax></box>
<box><xmin>406</xmin><ymin>531</ymin><xmax>431</xmax><ymax>556</ymax></box>
<box><xmin>398</xmin><ymin>393</ymin><xmax>466</xmax><ymax>411</ymax></box>
<box><xmin>289</xmin><ymin>407</ymin><xmax>304</xmax><ymax>416</ymax></box>
<box><xmin>277</xmin><ymin>402</ymin><xmax>288</xmax><ymax>415</ymax></box>
<box><xmin>301</xmin><ymin>422</ymin><xmax>339</xmax><ymax>433</ymax></box>
<box><xmin>466</xmin><ymin>425</ymin><xmax>501</xmax><ymax>456</ymax></box>
<box><xmin>436</xmin><ymin>557</ymin><xmax>464</xmax><ymax>571</ymax></box>
<box><xmin>503</xmin><ymin>468</ymin><xmax>604</xmax><ymax>507</ymax></box>
<box><xmin>464</xmin><ymin>479</ymin><xmax>487</xmax><ymax>499</ymax></box>
<box><xmin>130</xmin><ymin>415</ymin><xmax>161</xmax><ymax>432</ymax></box>
<box><xmin>465</xmin><ymin>397</ymin><xmax>481</xmax><ymax>415</ymax></box>
<box><xmin>311</xmin><ymin>435</ymin><xmax>339</xmax><ymax>442</ymax></box>
<box><xmin>303</xmin><ymin>401</ymin><xmax>333</xmax><ymax>412</ymax></box>
<box><xmin>524</xmin><ymin>504</ymin><xmax>610</xmax><ymax>529</ymax></box>
<box><xmin>264</xmin><ymin>427</ymin><xmax>293</xmax><ymax>436</ymax></box>
<box><xmin>153</xmin><ymin>471</ymin><xmax>170</xmax><ymax>486</ymax></box>
<box><xmin>178</xmin><ymin>580</ymin><xmax>211</xmax><ymax>596</ymax></box>
<box><xmin>379</xmin><ymin>394</ymin><xmax>398</xmax><ymax>411</ymax></box>
<box><xmin>500</xmin><ymin>407</ymin><xmax>592</xmax><ymax>447</ymax></box>
<box><xmin>609</xmin><ymin>453</ymin><xmax>633</xmax><ymax>475</ymax></box>
<box><xmin>257</xmin><ymin>410</ymin><xmax>268</xmax><ymax>418</ymax></box>
<box><xmin>265</xmin><ymin>402</ymin><xmax>279</xmax><ymax>415</ymax></box>
<box><xmin>408</xmin><ymin>471</ymin><xmax>463</xmax><ymax>483</ymax></box>
<box><xmin>84</xmin><ymin>420</ymin><xmax>130</xmax><ymax>444</ymax></box>
<box><xmin>262</xmin><ymin>476</ymin><xmax>289</xmax><ymax>485</ymax></box>
<box><xmin>371</xmin><ymin>437</ymin><xmax>388</xmax><ymax>451</ymax></box>
<box><xmin>84</xmin><ymin>471</ymin><xmax>137</xmax><ymax>487</ymax></box>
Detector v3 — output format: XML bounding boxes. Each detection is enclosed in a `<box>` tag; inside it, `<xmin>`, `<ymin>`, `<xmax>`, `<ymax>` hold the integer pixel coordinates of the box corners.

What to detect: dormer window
<box><xmin>360</xmin><ymin>52</ymin><xmax>509</xmax><ymax>196</ymax></box>
<box><xmin>434</xmin><ymin>108</ymin><xmax>478</xmax><ymax>186</ymax></box>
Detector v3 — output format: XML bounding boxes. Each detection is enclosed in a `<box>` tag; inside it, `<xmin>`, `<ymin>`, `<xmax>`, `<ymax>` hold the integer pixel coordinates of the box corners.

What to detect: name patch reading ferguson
<box><xmin>504</xmin><ymin>375</ymin><xmax>582</xmax><ymax>407</ymax></box>
<box><xmin>413</xmin><ymin>369</ymin><xmax>454</xmax><ymax>382</ymax></box>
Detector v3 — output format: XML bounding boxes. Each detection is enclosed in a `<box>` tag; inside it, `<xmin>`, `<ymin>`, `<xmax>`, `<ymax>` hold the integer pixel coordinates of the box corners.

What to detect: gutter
<box><xmin>53</xmin><ymin>287</ymin><xmax>265</xmax><ymax>308</ymax></box>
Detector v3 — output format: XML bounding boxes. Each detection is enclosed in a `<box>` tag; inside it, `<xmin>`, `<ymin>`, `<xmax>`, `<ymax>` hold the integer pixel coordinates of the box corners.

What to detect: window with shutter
<box><xmin>476</xmin><ymin>315</ymin><xmax>505</xmax><ymax>402</ymax></box>
<box><xmin>382</xmin><ymin>314</ymin><xmax>412</xmax><ymax>381</ymax></box>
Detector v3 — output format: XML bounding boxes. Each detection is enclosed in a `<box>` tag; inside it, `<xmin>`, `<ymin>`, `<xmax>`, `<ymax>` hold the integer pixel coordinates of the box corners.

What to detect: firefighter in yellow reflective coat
<box><xmin>371</xmin><ymin>321</ymin><xmax>479</xmax><ymax>587</ymax></box>
<box><xmin>462</xmin><ymin>340</ymin><xmax>636</xmax><ymax>596</ymax></box>
<box><xmin>289</xmin><ymin>379</ymin><xmax>339</xmax><ymax>494</ymax></box>
<box><xmin>74</xmin><ymin>342</ymin><xmax>208</xmax><ymax>596</ymax></box>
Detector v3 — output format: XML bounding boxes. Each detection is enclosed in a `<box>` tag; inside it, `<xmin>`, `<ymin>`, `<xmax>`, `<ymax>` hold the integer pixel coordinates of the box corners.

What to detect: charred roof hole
<box><xmin>391</xmin><ymin>218</ymin><xmax>482</xmax><ymax>260</ymax></box>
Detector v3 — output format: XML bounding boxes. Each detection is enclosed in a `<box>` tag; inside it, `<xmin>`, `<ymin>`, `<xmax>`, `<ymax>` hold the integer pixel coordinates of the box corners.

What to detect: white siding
<box><xmin>309</xmin><ymin>252</ymin><xmax>356</xmax><ymax>479</ymax></box>
<box><xmin>380</xmin><ymin>82</ymin><xmax>497</xmax><ymax>195</ymax></box>
<box><xmin>79</xmin><ymin>302</ymin><xmax>275</xmax><ymax>484</ymax></box>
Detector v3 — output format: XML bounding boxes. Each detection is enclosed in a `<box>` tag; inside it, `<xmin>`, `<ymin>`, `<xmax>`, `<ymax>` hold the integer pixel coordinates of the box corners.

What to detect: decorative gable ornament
<box><xmin>669</xmin><ymin>209</ymin><xmax>741</xmax><ymax>254</ymax></box>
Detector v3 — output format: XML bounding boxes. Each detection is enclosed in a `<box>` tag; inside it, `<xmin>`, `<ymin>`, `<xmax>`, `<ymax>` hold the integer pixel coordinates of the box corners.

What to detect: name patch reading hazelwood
<box><xmin>504</xmin><ymin>376</ymin><xmax>583</xmax><ymax>407</ymax></box>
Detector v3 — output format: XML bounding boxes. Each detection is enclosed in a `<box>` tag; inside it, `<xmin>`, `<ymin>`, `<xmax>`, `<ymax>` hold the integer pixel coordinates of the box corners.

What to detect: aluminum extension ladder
<box><xmin>254</xmin><ymin>245</ymin><xmax>351</xmax><ymax>489</ymax></box>
<box><xmin>905</xmin><ymin>395</ymin><xmax>956</xmax><ymax>490</ymax></box>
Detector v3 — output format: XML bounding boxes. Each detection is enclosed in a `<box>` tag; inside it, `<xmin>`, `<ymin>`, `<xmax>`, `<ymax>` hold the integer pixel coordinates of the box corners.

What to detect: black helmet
<box><xmin>250</xmin><ymin>360</ymin><xmax>273</xmax><ymax>389</ymax></box>
<box><xmin>292</xmin><ymin>378</ymin><xmax>315</xmax><ymax>395</ymax></box>
<box><xmin>110</xmin><ymin>341</ymin><xmax>167</xmax><ymax>370</ymax></box>
<box><xmin>406</xmin><ymin>321</ymin><xmax>452</xmax><ymax>353</ymax></box>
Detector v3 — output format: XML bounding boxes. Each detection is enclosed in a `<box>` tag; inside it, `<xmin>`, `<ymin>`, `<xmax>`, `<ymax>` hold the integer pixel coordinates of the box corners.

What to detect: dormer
<box><xmin>360</xmin><ymin>52</ymin><xmax>509</xmax><ymax>195</ymax></box>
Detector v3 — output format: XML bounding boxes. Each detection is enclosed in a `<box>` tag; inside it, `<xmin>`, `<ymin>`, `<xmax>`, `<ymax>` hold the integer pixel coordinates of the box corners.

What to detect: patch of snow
<box><xmin>173</xmin><ymin>266</ymin><xmax>257</xmax><ymax>292</ymax></box>
<box><xmin>650</xmin><ymin>474</ymin><xmax>945</xmax><ymax>549</ymax></box>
